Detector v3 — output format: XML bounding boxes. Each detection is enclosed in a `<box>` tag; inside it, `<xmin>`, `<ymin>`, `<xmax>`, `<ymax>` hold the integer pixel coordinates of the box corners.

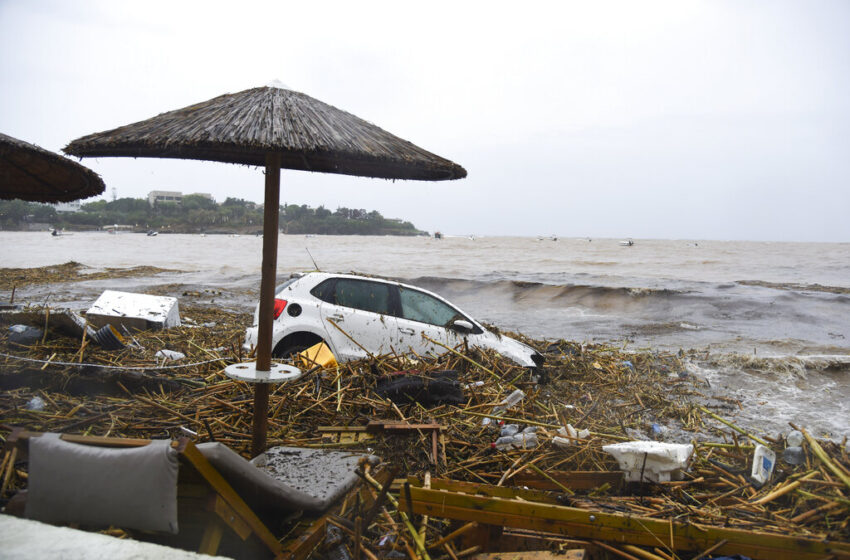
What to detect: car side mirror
<box><xmin>451</xmin><ymin>319</ymin><xmax>474</xmax><ymax>333</ymax></box>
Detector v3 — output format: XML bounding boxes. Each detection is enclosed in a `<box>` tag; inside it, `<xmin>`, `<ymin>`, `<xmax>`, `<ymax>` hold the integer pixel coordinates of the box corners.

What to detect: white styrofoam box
<box><xmin>86</xmin><ymin>291</ymin><xmax>180</xmax><ymax>331</ymax></box>
<box><xmin>602</xmin><ymin>441</ymin><xmax>694</xmax><ymax>483</ymax></box>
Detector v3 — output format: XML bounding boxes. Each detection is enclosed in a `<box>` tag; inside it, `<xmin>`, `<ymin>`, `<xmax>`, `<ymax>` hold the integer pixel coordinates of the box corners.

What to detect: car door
<box><xmin>392</xmin><ymin>285</ymin><xmax>470</xmax><ymax>358</ymax></box>
<box><xmin>316</xmin><ymin>278</ymin><xmax>398</xmax><ymax>362</ymax></box>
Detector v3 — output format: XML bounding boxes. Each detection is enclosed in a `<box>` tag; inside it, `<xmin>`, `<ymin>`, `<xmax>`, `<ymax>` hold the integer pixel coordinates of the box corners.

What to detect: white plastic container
<box><xmin>602</xmin><ymin>441</ymin><xmax>694</xmax><ymax>483</ymax></box>
<box><xmin>751</xmin><ymin>444</ymin><xmax>776</xmax><ymax>485</ymax></box>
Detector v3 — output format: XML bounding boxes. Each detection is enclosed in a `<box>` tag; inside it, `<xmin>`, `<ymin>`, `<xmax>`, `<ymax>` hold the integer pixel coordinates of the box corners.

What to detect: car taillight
<box><xmin>273</xmin><ymin>298</ymin><xmax>287</xmax><ymax>319</ymax></box>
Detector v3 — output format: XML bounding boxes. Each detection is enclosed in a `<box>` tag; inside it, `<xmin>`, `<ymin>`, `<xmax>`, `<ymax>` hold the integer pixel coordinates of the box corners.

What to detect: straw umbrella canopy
<box><xmin>65</xmin><ymin>84</ymin><xmax>466</xmax><ymax>456</ymax></box>
<box><xmin>1</xmin><ymin>132</ymin><xmax>105</xmax><ymax>202</ymax></box>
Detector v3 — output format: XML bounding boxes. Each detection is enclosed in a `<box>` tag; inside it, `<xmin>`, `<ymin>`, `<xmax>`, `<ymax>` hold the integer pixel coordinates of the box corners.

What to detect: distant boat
<box><xmin>147</xmin><ymin>230</ymin><xmax>158</xmax><ymax>236</ymax></box>
<box><xmin>434</xmin><ymin>231</ymin><xmax>442</xmax><ymax>239</ymax></box>
<box><xmin>620</xmin><ymin>239</ymin><xmax>634</xmax><ymax>247</ymax></box>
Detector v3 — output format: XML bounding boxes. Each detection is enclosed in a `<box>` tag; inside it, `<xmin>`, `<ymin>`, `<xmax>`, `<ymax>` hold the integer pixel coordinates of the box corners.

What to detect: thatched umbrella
<box><xmin>65</xmin><ymin>84</ymin><xmax>466</xmax><ymax>456</ymax></box>
<box><xmin>1</xmin><ymin>132</ymin><xmax>105</xmax><ymax>202</ymax></box>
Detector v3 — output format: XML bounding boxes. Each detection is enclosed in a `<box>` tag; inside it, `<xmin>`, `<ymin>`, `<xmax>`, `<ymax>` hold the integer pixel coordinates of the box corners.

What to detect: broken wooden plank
<box><xmin>398</xmin><ymin>480</ymin><xmax>850</xmax><ymax>560</ymax></box>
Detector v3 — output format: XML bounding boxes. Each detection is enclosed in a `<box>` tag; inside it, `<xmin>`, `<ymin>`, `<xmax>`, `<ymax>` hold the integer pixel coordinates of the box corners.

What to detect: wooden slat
<box><xmin>398</xmin><ymin>482</ymin><xmax>850</xmax><ymax>560</ymax></box>
<box><xmin>179</xmin><ymin>441</ymin><xmax>283</xmax><ymax>555</ymax></box>
<box><xmin>512</xmin><ymin>470</ymin><xmax>624</xmax><ymax>491</ymax></box>
<box><xmin>471</xmin><ymin>551</ymin><xmax>586</xmax><ymax>560</ymax></box>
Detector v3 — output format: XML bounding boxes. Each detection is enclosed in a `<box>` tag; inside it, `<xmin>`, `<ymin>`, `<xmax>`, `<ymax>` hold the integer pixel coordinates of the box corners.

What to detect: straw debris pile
<box><xmin>1</xmin><ymin>288</ymin><xmax>849</xmax><ymax>556</ymax></box>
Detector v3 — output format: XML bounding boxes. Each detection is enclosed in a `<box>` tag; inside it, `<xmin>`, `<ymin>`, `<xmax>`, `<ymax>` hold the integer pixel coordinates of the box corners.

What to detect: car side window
<box><xmin>310</xmin><ymin>279</ymin><xmax>337</xmax><ymax>303</ymax></box>
<box><xmin>398</xmin><ymin>287</ymin><xmax>461</xmax><ymax>327</ymax></box>
<box><xmin>334</xmin><ymin>279</ymin><xmax>390</xmax><ymax>314</ymax></box>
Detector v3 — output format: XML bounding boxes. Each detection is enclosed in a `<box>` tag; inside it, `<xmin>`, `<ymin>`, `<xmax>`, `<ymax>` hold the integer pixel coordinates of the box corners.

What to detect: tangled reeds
<box><xmin>1</xmin><ymin>272</ymin><xmax>849</xmax><ymax>558</ymax></box>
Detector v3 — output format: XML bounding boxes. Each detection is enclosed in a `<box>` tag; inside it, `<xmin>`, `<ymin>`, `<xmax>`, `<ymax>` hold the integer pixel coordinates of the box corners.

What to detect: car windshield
<box><xmin>334</xmin><ymin>278</ymin><xmax>390</xmax><ymax>314</ymax></box>
<box><xmin>398</xmin><ymin>286</ymin><xmax>461</xmax><ymax>327</ymax></box>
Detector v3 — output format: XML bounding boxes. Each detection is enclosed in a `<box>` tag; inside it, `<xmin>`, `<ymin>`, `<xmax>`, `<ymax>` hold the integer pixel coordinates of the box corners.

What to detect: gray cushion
<box><xmin>196</xmin><ymin>443</ymin><xmax>377</xmax><ymax>514</ymax></box>
<box><xmin>25</xmin><ymin>434</ymin><xmax>179</xmax><ymax>534</ymax></box>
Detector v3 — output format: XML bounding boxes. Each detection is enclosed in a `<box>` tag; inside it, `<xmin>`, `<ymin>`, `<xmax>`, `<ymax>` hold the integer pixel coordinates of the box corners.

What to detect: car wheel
<box><xmin>272</xmin><ymin>332</ymin><xmax>323</xmax><ymax>359</ymax></box>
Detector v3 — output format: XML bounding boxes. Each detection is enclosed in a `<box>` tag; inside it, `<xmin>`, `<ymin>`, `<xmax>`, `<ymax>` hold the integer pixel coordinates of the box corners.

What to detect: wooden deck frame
<box><xmin>398</xmin><ymin>477</ymin><xmax>850</xmax><ymax>560</ymax></box>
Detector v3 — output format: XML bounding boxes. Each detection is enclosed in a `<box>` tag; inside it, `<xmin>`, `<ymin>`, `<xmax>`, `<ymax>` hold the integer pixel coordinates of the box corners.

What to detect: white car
<box><xmin>243</xmin><ymin>272</ymin><xmax>544</xmax><ymax>371</ymax></box>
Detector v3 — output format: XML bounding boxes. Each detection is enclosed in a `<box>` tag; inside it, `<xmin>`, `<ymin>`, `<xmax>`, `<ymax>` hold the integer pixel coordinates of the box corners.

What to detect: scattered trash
<box><xmin>155</xmin><ymin>349</ymin><xmax>186</xmax><ymax>361</ymax></box>
<box><xmin>298</xmin><ymin>341</ymin><xmax>337</xmax><ymax>369</ymax></box>
<box><xmin>782</xmin><ymin>446</ymin><xmax>805</xmax><ymax>465</ymax></box>
<box><xmin>25</xmin><ymin>396</ymin><xmax>45</xmax><ymax>411</ymax></box>
<box><xmin>786</xmin><ymin>429</ymin><xmax>804</xmax><ymax>447</ymax></box>
<box><xmin>179</xmin><ymin>426</ymin><xmax>198</xmax><ymax>438</ymax></box>
<box><xmin>500</xmin><ymin>423</ymin><xmax>520</xmax><ymax>436</ymax></box>
<box><xmin>492</xmin><ymin>427</ymin><xmax>539</xmax><ymax>450</ymax></box>
<box><xmin>603</xmin><ymin>441</ymin><xmax>694</xmax><ymax>482</ymax></box>
<box><xmin>8</xmin><ymin>324</ymin><xmax>42</xmax><ymax>346</ymax></box>
<box><xmin>751</xmin><ymin>443</ymin><xmax>777</xmax><ymax>486</ymax></box>
<box><xmin>86</xmin><ymin>290</ymin><xmax>181</xmax><ymax>331</ymax></box>
<box><xmin>90</xmin><ymin>324</ymin><xmax>125</xmax><ymax>350</ymax></box>
<box><xmin>553</xmin><ymin>424</ymin><xmax>591</xmax><ymax>448</ymax></box>
<box><xmin>650</xmin><ymin>422</ymin><xmax>666</xmax><ymax>438</ymax></box>
<box><xmin>482</xmin><ymin>388</ymin><xmax>525</xmax><ymax>425</ymax></box>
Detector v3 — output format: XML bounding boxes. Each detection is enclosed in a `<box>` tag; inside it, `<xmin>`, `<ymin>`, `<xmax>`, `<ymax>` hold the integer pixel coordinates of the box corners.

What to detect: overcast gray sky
<box><xmin>2</xmin><ymin>1</ymin><xmax>848</xmax><ymax>241</ymax></box>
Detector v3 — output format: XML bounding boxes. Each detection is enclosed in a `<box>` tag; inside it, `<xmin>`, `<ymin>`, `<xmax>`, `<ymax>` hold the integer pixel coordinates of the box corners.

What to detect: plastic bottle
<box><xmin>500</xmin><ymin>424</ymin><xmax>520</xmax><ymax>437</ymax></box>
<box><xmin>482</xmin><ymin>389</ymin><xmax>526</xmax><ymax>425</ymax></box>
<box><xmin>491</xmin><ymin>436</ymin><xmax>515</xmax><ymax>450</ymax></box>
<box><xmin>786</xmin><ymin>430</ymin><xmax>804</xmax><ymax>447</ymax></box>
<box><xmin>782</xmin><ymin>446</ymin><xmax>805</xmax><ymax>465</ymax></box>
<box><xmin>503</xmin><ymin>389</ymin><xmax>526</xmax><ymax>408</ymax></box>
<box><xmin>552</xmin><ymin>436</ymin><xmax>573</xmax><ymax>449</ymax></box>
<box><xmin>512</xmin><ymin>431</ymin><xmax>539</xmax><ymax>449</ymax></box>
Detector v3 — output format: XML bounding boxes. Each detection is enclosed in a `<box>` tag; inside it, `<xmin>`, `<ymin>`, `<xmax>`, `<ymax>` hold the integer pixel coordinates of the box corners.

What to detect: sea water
<box><xmin>2</xmin><ymin>232</ymin><xmax>849</xmax><ymax>438</ymax></box>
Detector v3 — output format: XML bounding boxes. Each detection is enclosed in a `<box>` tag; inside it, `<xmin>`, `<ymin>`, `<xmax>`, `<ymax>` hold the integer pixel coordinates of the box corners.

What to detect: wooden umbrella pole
<box><xmin>252</xmin><ymin>153</ymin><xmax>282</xmax><ymax>457</ymax></box>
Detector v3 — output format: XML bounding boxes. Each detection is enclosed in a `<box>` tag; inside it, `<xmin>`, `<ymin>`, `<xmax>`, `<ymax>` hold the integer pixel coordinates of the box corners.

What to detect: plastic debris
<box><xmin>91</xmin><ymin>324</ymin><xmax>125</xmax><ymax>350</ymax></box>
<box><xmin>155</xmin><ymin>349</ymin><xmax>186</xmax><ymax>361</ymax></box>
<box><xmin>87</xmin><ymin>290</ymin><xmax>181</xmax><ymax>331</ymax></box>
<box><xmin>786</xmin><ymin>430</ymin><xmax>804</xmax><ymax>447</ymax></box>
<box><xmin>25</xmin><ymin>396</ymin><xmax>45</xmax><ymax>411</ymax></box>
<box><xmin>650</xmin><ymin>423</ymin><xmax>666</xmax><ymax>438</ymax></box>
<box><xmin>482</xmin><ymin>388</ymin><xmax>525</xmax><ymax>425</ymax></box>
<box><xmin>8</xmin><ymin>325</ymin><xmax>42</xmax><ymax>346</ymax></box>
<box><xmin>782</xmin><ymin>446</ymin><xmax>805</xmax><ymax>465</ymax></box>
<box><xmin>500</xmin><ymin>423</ymin><xmax>520</xmax><ymax>436</ymax></box>
<box><xmin>751</xmin><ymin>444</ymin><xmax>776</xmax><ymax>485</ymax></box>
<box><xmin>603</xmin><ymin>441</ymin><xmax>694</xmax><ymax>482</ymax></box>
<box><xmin>553</xmin><ymin>424</ymin><xmax>590</xmax><ymax>448</ymax></box>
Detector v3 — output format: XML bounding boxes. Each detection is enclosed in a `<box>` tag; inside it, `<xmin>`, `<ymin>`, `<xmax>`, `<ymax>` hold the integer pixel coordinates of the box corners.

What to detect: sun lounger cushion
<box><xmin>25</xmin><ymin>433</ymin><xmax>179</xmax><ymax>534</ymax></box>
<box><xmin>196</xmin><ymin>443</ymin><xmax>377</xmax><ymax>514</ymax></box>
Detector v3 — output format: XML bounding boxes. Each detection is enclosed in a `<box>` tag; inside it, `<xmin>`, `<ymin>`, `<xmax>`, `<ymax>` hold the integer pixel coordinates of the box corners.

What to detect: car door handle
<box><xmin>328</xmin><ymin>314</ymin><xmax>345</xmax><ymax>322</ymax></box>
<box><xmin>398</xmin><ymin>327</ymin><xmax>415</xmax><ymax>335</ymax></box>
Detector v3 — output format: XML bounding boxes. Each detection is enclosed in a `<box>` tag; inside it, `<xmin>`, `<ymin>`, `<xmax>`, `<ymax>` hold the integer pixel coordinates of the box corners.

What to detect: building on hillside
<box><xmin>53</xmin><ymin>201</ymin><xmax>82</xmax><ymax>213</ymax></box>
<box><xmin>147</xmin><ymin>190</ymin><xmax>183</xmax><ymax>206</ymax></box>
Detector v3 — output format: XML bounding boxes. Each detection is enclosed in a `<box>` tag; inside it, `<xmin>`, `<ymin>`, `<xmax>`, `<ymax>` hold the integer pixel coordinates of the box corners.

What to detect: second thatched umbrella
<box><xmin>65</xmin><ymin>83</ymin><xmax>466</xmax><ymax>456</ymax></box>
<box><xmin>1</xmin><ymin>132</ymin><xmax>105</xmax><ymax>202</ymax></box>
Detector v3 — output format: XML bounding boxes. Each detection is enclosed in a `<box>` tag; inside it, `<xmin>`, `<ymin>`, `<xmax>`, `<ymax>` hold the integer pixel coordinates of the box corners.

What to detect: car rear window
<box><xmin>333</xmin><ymin>279</ymin><xmax>390</xmax><ymax>315</ymax></box>
<box><xmin>274</xmin><ymin>277</ymin><xmax>300</xmax><ymax>294</ymax></box>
